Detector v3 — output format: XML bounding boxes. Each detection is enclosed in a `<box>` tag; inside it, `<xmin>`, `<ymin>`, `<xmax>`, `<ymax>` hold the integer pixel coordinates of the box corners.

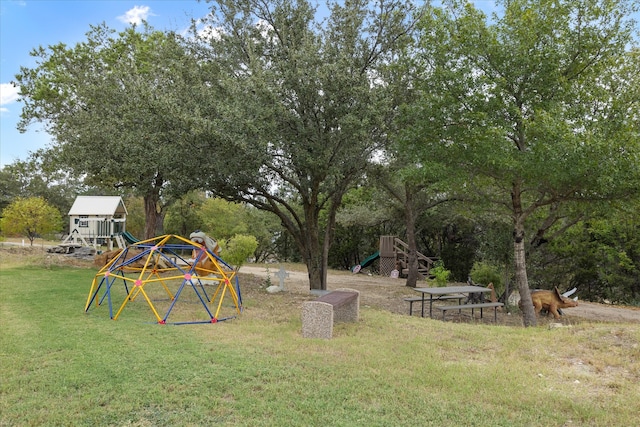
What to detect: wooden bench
<box><xmin>404</xmin><ymin>294</ymin><xmax>466</xmax><ymax>316</ymax></box>
<box><xmin>436</xmin><ymin>302</ymin><xmax>504</xmax><ymax>322</ymax></box>
<box><xmin>302</xmin><ymin>289</ymin><xmax>360</xmax><ymax>339</ymax></box>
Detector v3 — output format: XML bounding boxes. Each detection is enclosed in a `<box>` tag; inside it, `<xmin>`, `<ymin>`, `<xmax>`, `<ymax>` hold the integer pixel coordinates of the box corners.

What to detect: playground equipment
<box><xmin>84</xmin><ymin>234</ymin><xmax>242</xmax><ymax>325</ymax></box>
<box><xmin>111</xmin><ymin>230</ymin><xmax>142</xmax><ymax>250</ymax></box>
<box><xmin>66</xmin><ymin>196</ymin><xmax>128</xmax><ymax>251</ymax></box>
<box><xmin>352</xmin><ymin>236</ymin><xmax>437</xmax><ymax>278</ymax></box>
<box><xmin>352</xmin><ymin>251</ymin><xmax>379</xmax><ymax>273</ymax></box>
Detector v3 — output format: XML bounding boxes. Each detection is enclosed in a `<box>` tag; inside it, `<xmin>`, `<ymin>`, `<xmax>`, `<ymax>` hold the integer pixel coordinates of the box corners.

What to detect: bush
<box><xmin>427</xmin><ymin>261</ymin><xmax>451</xmax><ymax>287</ymax></box>
<box><xmin>0</xmin><ymin>197</ymin><xmax>62</xmax><ymax>246</ymax></box>
<box><xmin>470</xmin><ymin>261</ymin><xmax>502</xmax><ymax>291</ymax></box>
<box><xmin>222</xmin><ymin>234</ymin><xmax>258</xmax><ymax>269</ymax></box>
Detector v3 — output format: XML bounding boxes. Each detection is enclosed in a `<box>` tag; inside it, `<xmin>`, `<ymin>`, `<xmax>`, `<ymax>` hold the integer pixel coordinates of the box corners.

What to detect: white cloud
<box><xmin>193</xmin><ymin>17</ymin><xmax>268</xmax><ymax>42</ymax></box>
<box><xmin>197</xmin><ymin>24</ymin><xmax>222</xmax><ymax>41</ymax></box>
<box><xmin>117</xmin><ymin>5</ymin><xmax>153</xmax><ymax>26</ymax></box>
<box><xmin>0</xmin><ymin>83</ymin><xmax>20</xmax><ymax>112</ymax></box>
<box><xmin>191</xmin><ymin>17</ymin><xmax>223</xmax><ymax>41</ymax></box>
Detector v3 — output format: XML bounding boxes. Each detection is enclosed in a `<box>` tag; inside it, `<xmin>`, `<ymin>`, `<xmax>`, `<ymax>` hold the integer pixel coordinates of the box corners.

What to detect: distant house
<box><xmin>66</xmin><ymin>196</ymin><xmax>127</xmax><ymax>249</ymax></box>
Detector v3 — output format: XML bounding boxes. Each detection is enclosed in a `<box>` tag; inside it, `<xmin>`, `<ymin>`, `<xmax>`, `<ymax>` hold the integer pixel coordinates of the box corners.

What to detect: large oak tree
<box><xmin>15</xmin><ymin>25</ymin><xmax>213</xmax><ymax>238</ymax></box>
<box><xmin>403</xmin><ymin>0</ymin><xmax>640</xmax><ymax>325</ymax></box>
<box><xmin>194</xmin><ymin>0</ymin><xmax>422</xmax><ymax>290</ymax></box>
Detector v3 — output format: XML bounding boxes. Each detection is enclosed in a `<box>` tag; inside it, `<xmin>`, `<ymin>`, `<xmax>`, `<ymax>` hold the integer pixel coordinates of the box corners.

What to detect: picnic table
<box><xmin>413</xmin><ymin>285</ymin><xmax>493</xmax><ymax>318</ymax></box>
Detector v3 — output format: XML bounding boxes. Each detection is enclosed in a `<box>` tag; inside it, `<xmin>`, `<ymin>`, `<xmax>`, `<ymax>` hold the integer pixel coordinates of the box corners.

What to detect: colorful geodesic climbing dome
<box><xmin>84</xmin><ymin>234</ymin><xmax>242</xmax><ymax>324</ymax></box>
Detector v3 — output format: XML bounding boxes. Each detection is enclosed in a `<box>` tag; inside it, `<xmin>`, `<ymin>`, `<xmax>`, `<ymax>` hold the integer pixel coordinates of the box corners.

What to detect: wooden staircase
<box><xmin>379</xmin><ymin>236</ymin><xmax>437</xmax><ymax>278</ymax></box>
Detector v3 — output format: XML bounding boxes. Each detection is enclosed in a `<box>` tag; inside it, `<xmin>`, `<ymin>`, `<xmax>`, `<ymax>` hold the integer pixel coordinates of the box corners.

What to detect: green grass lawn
<box><xmin>1</xmin><ymin>263</ymin><xmax>639</xmax><ymax>426</ymax></box>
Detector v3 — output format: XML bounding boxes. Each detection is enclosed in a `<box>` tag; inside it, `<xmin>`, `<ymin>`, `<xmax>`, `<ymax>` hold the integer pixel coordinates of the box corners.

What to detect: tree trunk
<box><xmin>154</xmin><ymin>209</ymin><xmax>165</xmax><ymax>236</ymax></box>
<box><xmin>306</xmin><ymin>252</ymin><xmax>325</xmax><ymax>291</ymax></box>
<box><xmin>319</xmin><ymin>194</ymin><xmax>343</xmax><ymax>291</ymax></box>
<box><xmin>303</xmin><ymin>231</ymin><xmax>326</xmax><ymax>291</ymax></box>
<box><xmin>404</xmin><ymin>186</ymin><xmax>420</xmax><ymax>287</ymax></box>
<box><xmin>270</xmin><ymin>188</ymin><xmax>347</xmax><ymax>292</ymax></box>
<box><xmin>299</xmin><ymin>203</ymin><xmax>326</xmax><ymax>291</ymax></box>
<box><xmin>143</xmin><ymin>193</ymin><xmax>165</xmax><ymax>240</ymax></box>
<box><xmin>512</xmin><ymin>185</ymin><xmax>537</xmax><ymax>326</ymax></box>
<box><xmin>514</xmin><ymin>222</ymin><xmax>536</xmax><ymax>326</ymax></box>
<box><xmin>301</xmin><ymin>193</ymin><xmax>344</xmax><ymax>291</ymax></box>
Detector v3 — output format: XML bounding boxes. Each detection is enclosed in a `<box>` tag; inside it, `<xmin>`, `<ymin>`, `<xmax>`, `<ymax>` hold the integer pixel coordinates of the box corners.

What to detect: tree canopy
<box><xmin>15</xmin><ymin>25</ymin><xmax>216</xmax><ymax>238</ymax></box>
<box><xmin>402</xmin><ymin>0</ymin><xmax>640</xmax><ymax>325</ymax></box>
<box><xmin>0</xmin><ymin>197</ymin><xmax>63</xmax><ymax>245</ymax></box>
<box><xmin>191</xmin><ymin>0</ymin><xmax>422</xmax><ymax>289</ymax></box>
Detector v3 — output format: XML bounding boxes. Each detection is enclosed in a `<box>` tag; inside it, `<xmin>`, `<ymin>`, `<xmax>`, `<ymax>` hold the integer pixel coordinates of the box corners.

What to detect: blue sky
<box><xmin>1</xmin><ymin>0</ymin><xmax>212</xmax><ymax>167</ymax></box>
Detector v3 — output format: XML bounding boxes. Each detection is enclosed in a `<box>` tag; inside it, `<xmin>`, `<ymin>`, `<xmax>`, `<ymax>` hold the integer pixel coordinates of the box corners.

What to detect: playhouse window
<box><xmin>79</xmin><ymin>216</ymin><xmax>89</xmax><ymax>227</ymax></box>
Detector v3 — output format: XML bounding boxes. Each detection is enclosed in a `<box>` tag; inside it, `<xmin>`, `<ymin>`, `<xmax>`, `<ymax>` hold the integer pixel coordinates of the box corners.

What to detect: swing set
<box><xmin>84</xmin><ymin>234</ymin><xmax>242</xmax><ymax>325</ymax></box>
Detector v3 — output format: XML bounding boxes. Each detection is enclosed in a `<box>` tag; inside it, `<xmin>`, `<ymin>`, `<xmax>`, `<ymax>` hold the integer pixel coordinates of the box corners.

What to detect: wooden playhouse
<box><xmin>62</xmin><ymin>196</ymin><xmax>128</xmax><ymax>250</ymax></box>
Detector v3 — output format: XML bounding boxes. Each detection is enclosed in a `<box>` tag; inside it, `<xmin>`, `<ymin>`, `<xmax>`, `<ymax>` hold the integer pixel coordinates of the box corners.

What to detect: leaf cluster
<box><xmin>0</xmin><ymin>197</ymin><xmax>63</xmax><ymax>244</ymax></box>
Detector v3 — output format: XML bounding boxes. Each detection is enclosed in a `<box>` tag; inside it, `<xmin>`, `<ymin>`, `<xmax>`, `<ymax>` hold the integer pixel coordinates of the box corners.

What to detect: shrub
<box><xmin>0</xmin><ymin>197</ymin><xmax>62</xmax><ymax>246</ymax></box>
<box><xmin>470</xmin><ymin>261</ymin><xmax>503</xmax><ymax>291</ymax></box>
<box><xmin>428</xmin><ymin>261</ymin><xmax>451</xmax><ymax>287</ymax></box>
<box><xmin>222</xmin><ymin>234</ymin><xmax>258</xmax><ymax>269</ymax></box>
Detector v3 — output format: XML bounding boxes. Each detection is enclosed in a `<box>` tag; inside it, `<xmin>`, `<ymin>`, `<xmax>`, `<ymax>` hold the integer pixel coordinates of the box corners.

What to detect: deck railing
<box><xmin>392</xmin><ymin>237</ymin><xmax>437</xmax><ymax>275</ymax></box>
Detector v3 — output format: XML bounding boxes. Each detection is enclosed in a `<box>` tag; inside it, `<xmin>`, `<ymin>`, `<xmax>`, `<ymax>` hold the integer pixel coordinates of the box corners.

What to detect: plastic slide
<box><xmin>352</xmin><ymin>251</ymin><xmax>380</xmax><ymax>273</ymax></box>
<box><xmin>121</xmin><ymin>231</ymin><xmax>140</xmax><ymax>245</ymax></box>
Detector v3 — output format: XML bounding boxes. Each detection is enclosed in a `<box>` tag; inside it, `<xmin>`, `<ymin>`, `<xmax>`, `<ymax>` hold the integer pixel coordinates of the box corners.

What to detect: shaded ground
<box><xmin>239</xmin><ymin>265</ymin><xmax>640</xmax><ymax>326</ymax></box>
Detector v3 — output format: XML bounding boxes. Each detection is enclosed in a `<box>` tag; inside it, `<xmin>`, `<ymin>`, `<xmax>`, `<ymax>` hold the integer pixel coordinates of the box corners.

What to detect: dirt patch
<box><xmin>238</xmin><ymin>265</ymin><xmax>640</xmax><ymax>326</ymax></box>
<box><xmin>0</xmin><ymin>244</ymin><xmax>95</xmax><ymax>269</ymax></box>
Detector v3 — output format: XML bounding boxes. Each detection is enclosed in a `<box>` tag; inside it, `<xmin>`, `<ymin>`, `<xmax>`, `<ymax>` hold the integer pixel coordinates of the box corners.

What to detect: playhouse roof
<box><xmin>68</xmin><ymin>196</ymin><xmax>128</xmax><ymax>216</ymax></box>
